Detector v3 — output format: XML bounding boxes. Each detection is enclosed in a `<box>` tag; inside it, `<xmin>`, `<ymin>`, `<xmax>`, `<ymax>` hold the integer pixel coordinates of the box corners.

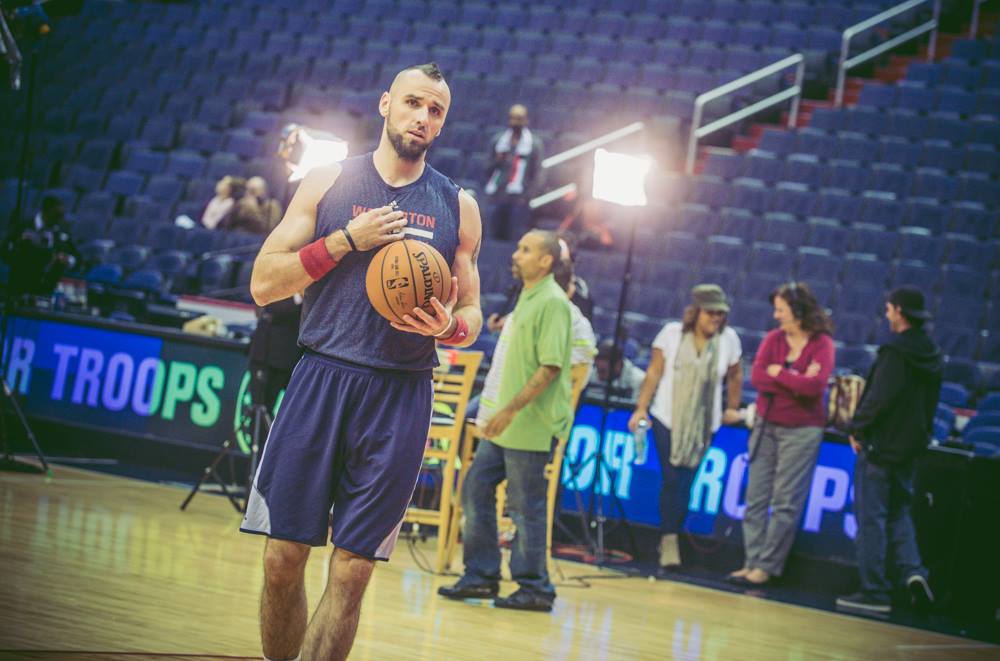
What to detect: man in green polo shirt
<box><xmin>438</xmin><ymin>230</ymin><xmax>571</xmax><ymax>612</ymax></box>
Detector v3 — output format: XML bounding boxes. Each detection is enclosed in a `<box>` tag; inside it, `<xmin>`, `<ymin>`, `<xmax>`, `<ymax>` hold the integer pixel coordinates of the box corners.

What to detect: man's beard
<box><xmin>386</xmin><ymin>121</ymin><xmax>431</xmax><ymax>162</ymax></box>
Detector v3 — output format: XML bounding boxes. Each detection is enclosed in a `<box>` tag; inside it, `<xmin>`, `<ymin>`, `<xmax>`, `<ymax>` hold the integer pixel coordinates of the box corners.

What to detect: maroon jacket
<box><xmin>751</xmin><ymin>329</ymin><xmax>835</xmax><ymax>428</ymax></box>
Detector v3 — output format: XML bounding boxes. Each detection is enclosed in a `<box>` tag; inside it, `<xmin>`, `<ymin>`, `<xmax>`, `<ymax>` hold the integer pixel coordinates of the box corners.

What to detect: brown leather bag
<box><xmin>827</xmin><ymin>374</ymin><xmax>866</xmax><ymax>432</ymax></box>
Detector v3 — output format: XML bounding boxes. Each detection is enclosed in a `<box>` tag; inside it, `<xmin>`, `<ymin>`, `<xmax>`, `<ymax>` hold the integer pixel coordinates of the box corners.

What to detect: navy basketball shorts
<box><xmin>240</xmin><ymin>350</ymin><xmax>433</xmax><ymax>561</ymax></box>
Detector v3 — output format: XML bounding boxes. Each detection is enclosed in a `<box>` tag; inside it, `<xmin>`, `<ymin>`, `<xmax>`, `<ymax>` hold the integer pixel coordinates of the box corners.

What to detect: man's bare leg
<box><xmin>301</xmin><ymin>548</ymin><xmax>375</xmax><ymax>661</ymax></box>
<box><xmin>261</xmin><ymin>538</ymin><xmax>311</xmax><ymax>660</ymax></box>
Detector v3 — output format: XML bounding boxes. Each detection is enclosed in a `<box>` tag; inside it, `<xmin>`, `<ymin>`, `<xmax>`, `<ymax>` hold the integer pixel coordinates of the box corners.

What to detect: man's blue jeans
<box><xmin>855</xmin><ymin>451</ymin><xmax>928</xmax><ymax>602</ymax></box>
<box><xmin>460</xmin><ymin>439</ymin><xmax>554</xmax><ymax>596</ymax></box>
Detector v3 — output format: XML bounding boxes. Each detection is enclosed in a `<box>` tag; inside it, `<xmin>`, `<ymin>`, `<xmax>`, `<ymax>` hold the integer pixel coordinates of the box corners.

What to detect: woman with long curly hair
<box><xmin>729</xmin><ymin>282</ymin><xmax>835</xmax><ymax>587</ymax></box>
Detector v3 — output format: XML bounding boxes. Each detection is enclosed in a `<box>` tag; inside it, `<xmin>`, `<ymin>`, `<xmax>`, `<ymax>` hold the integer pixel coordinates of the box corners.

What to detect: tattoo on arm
<box><xmin>471</xmin><ymin>236</ymin><xmax>481</xmax><ymax>266</ymax></box>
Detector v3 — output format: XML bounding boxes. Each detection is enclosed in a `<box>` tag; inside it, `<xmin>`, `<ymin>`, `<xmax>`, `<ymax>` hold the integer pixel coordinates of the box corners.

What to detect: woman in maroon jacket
<box><xmin>729</xmin><ymin>282</ymin><xmax>835</xmax><ymax>586</ymax></box>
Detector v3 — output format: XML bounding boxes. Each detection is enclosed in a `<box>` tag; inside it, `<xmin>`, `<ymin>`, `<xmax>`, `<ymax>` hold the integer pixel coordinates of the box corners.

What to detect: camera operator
<box><xmin>2</xmin><ymin>195</ymin><xmax>79</xmax><ymax>297</ymax></box>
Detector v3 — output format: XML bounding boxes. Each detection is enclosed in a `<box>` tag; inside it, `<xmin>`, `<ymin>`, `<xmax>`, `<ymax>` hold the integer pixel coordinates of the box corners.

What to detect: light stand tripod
<box><xmin>0</xmin><ymin>25</ymin><xmax>49</xmax><ymax>476</ymax></box>
<box><xmin>180</xmin><ymin>372</ymin><xmax>272</xmax><ymax>513</ymax></box>
<box><xmin>581</xmin><ymin>210</ymin><xmax>642</xmax><ymax>565</ymax></box>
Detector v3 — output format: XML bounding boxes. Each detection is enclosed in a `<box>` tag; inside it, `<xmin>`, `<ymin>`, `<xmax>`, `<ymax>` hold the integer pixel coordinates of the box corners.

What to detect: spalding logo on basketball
<box><xmin>365</xmin><ymin>239</ymin><xmax>451</xmax><ymax>324</ymax></box>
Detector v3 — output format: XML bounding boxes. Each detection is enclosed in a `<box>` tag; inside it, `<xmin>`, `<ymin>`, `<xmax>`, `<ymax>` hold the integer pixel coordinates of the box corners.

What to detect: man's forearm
<box><xmin>250</xmin><ymin>251</ymin><xmax>316</xmax><ymax>306</ymax></box>
<box><xmin>251</xmin><ymin>233</ymin><xmax>350</xmax><ymax>306</ymax></box>
<box><xmin>506</xmin><ymin>365</ymin><xmax>560</xmax><ymax>413</ymax></box>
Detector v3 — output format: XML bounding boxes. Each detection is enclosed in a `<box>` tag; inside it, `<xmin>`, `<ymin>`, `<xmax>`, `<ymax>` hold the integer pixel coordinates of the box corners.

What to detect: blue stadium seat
<box><xmin>105</xmin><ymin>171</ymin><xmax>145</xmax><ymax>198</ymax></box>
<box><xmin>839</xmin><ymin>345</ymin><xmax>875</xmax><ymax>375</ymax></box>
<box><xmin>796</xmin><ymin>246</ymin><xmax>841</xmax><ymax>283</ymax></box>
<box><xmin>741</xmin><ymin>271</ymin><xmax>786</xmax><ymax>301</ymax></box>
<box><xmin>858</xmin><ymin>192</ymin><xmax>903</xmax><ymax>230</ymax></box>
<box><xmin>718</xmin><ymin>207</ymin><xmax>759</xmax><ymax>243</ymax></box>
<box><xmin>706</xmin><ymin>235</ymin><xmax>748</xmax><ymax>271</ymax></box>
<box><xmin>676</xmin><ymin>204</ymin><xmax>721</xmax><ymax>238</ymax></box>
<box><xmin>936</xmin><ymin>324</ymin><xmax>979</xmax><ymax>359</ymax></box>
<box><xmin>944</xmin><ymin>234</ymin><xmax>993</xmax><ymax>271</ymax></box>
<box><xmin>758</xmin><ymin>129</ymin><xmax>795</xmax><ymax>156</ymax></box>
<box><xmin>842</xmin><ymin>252</ymin><xmax>890</xmax><ymax>291</ymax></box>
<box><xmin>850</xmin><ymin>223</ymin><xmax>895</xmax><ymax>261</ymax></box>
<box><xmin>858</xmin><ymin>83</ymin><xmax>896</xmax><ymax>109</ymax></box>
<box><xmin>743</xmin><ymin>150</ymin><xmax>783</xmax><ymax>184</ymax></box>
<box><xmin>813</xmin><ymin>188</ymin><xmax>861</xmax><ymax>224</ymax></box>
<box><xmin>805</xmin><ymin>217</ymin><xmax>850</xmax><ymax>253</ymax></box>
<box><xmin>759</xmin><ymin>212</ymin><xmax>806</xmax><ymax>247</ymax></box>
<box><xmin>108</xmin><ymin>244</ymin><xmax>150</xmax><ymax>272</ymax></box>
<box><xmin>663</xmin><ymin>231</ymin><xmax>705</xmax><ymax>266</ymax></box>
<box><xmin>772</xmin><ymin>181</ymin><xmax>813</xmax><ymax>218</ymax></box>
<box><xmin>837</xmin><ymin>131</ymin><xmax>881</xmax><ymax>162</ymax></box>
<box><xmin>825</xmin><ymin>160</ymin><xmax>868</xmax><ymax>191</ymax></box>
<box><xmin>978</xmin><ymin>393</ymin><xmax>1000</xmax><ymax>412</ymax></box>
<box><xmin>947</xmin><ymin>202</ymin><xmax>994</xmax><ymax>239</ymax></box>
<box><xmin>892</xmin><ymin>260</ymin><xmax>939</xmax><ymax>293</ymax></box>
<box><xmin>902</xmin><ymin>198</ymin><xmax>947</xmax><ymax>234</ymax></box>
<box><xmin>940</xmin><ymin>264</ymin><xmax>989</xmax><ymax>297</ymax></box>
<box><xmin>896</xmin><ymin>226</ymin><xmax>943</xmax><ymax>264</ymax></box>
<box><xmin>749</xmin><ymin>242</ymin><xmax>794</xmax><ymax>277</ymax></box>
<box><xmin>730</xmin><ymin>178</ymin><xmax>768</xmax><ymax>216</ymax></box>
<box><xmin>836</xmin><ymin>313</ymin><xmax>874</xmax><ymax>344</ymax></box>
<box><xmin>936</xmin><ymin>297</ymin><xmax>984</xmax><ymax>333</ymax></box>
<box><xmin>913</xmin><ymin>168</ymin><xmax>957</xmax><ymax>203</ymax></box>
<box><xmin>939</xmin><ymin>381</ymin><xmax>970</xmax><ymax>408</ymax></box>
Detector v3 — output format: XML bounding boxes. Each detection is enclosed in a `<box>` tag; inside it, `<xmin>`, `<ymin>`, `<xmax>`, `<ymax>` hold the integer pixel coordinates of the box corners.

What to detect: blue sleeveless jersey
<box><xmin>299</xmin><ymin>153</ymin><xmax>461</xmax><ymax>371</ymax></box>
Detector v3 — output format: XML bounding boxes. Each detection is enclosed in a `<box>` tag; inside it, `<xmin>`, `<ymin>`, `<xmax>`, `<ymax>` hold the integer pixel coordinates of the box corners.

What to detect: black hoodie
<box><xmin>848</xmin><ymin>326</ymin><xmax>943</xmax><ymax>466</ymax></box>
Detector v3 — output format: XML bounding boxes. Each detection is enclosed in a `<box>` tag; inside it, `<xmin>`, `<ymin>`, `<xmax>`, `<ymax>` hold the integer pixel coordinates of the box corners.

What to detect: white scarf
<box><xmin>486</xmin><ymin>128</ymin><xmax>534</xmax><ymax>195</ymax></box>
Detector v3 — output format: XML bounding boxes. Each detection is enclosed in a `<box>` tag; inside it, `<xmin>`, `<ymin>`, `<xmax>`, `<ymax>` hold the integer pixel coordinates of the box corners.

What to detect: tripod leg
<box><xmin>2</xmin><ymin>379</ymin><xmax>49</xmax><ymax>473</ymax></box>
<box><xmin>180</xmin><ymin>439</ymin><xmax>238</xmax><ymax>511</ymax></box>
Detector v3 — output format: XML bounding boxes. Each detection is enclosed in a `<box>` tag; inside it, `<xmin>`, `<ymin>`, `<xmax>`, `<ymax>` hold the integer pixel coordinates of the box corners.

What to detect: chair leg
<box><xmin>435</xmin><ymin>461</ymin><xmax>455</xmax><ymax>574</ymax></box>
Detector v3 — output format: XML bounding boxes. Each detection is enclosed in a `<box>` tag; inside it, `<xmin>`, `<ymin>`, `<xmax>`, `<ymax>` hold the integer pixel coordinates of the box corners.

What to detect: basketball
<box><xmin>365</xmin><ymin>239</ymin><xmax>452</xmax><ymax>324</ymax></box>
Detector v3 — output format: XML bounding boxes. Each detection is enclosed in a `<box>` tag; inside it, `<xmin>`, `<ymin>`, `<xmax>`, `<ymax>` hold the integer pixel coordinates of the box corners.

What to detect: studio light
<box><xmin>591</xmin><ymin>148</ymin><xmax>653</xmax><ymax>207</ymax></box>
<box><xmin>280</xmin><ymin>124</ymin><xmax>349</xmax><ymax>183</ymax></box>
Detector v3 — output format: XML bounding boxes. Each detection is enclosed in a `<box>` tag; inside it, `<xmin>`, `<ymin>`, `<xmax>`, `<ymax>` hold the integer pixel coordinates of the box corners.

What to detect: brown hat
<box><xmin>691</xmin><ymin>284</ymin><xmax>730</xmax><ymax>312</ymax></box>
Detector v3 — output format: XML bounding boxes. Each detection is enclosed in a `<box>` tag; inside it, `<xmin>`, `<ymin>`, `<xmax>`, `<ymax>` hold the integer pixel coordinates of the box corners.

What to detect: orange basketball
<box><xmin>365</xmin><ymin>239</ymin><xmax>452</xmax><ymax>324</ymax></box>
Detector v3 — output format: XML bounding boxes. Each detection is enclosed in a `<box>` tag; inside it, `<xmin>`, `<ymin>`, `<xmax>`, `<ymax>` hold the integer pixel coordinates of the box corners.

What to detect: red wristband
<box><xmin>299</xmin><ymin>238</ymin><xmax>338</xmax><ymax>280</ymax></box>
<box><xmin>437</xmin><ymin>316</ymin><xmax>469</xmax><ymax>346</ymax></box>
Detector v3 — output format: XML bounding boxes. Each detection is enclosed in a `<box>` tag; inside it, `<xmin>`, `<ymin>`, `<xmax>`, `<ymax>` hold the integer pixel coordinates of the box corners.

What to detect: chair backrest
<box><xmin>428</xmin><ymin>349</ymin><xmax>483</xmax><ymax>453</ymax></box>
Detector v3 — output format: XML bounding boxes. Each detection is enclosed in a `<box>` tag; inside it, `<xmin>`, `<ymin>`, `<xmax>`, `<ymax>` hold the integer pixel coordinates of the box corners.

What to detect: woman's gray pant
<box><xmin>741</xmin><ymin>421</ymin><xmax>823</xmax><ymax>576</ymax></box>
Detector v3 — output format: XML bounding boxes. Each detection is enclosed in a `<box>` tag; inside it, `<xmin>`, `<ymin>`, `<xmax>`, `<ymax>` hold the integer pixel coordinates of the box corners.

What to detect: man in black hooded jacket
<box><xmin>837</xmin><ymin>286</ymin><xmax>942</xmax><ymax>615</ymax></box>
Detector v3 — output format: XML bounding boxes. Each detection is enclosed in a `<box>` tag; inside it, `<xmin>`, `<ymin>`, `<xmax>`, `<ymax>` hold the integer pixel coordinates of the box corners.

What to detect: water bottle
<box><xmin>634</xmin><ymin>418</ymin><xmax>650</xmax><ymax>466</ymax></box>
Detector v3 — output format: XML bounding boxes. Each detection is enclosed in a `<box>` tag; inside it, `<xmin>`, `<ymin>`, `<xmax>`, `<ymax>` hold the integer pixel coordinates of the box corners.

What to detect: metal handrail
<box><xmin>970</xmin><ymin>0</ymin><xmax>986</xmax><ymax>38</ymax></box>
<box><xmin>527</xmin><ymin>121</ymin><xmax>645</xmax><ymax>210</ymax></box>
<box><xmin>834</xmin><ymin>0</ymin><xmax>942</xmax><ymax>107</ymax></box>
<box><xmin>685</xmin><ymin>54</ymin><xmax>804</xmax><ymax>174</ymax></box>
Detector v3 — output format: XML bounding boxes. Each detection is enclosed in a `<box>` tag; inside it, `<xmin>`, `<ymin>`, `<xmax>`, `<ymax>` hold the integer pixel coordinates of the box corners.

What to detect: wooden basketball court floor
<box><xmin>0</xmin><ymin>465</ymin><xmax>996</xmax><ymax>661</ymax></box>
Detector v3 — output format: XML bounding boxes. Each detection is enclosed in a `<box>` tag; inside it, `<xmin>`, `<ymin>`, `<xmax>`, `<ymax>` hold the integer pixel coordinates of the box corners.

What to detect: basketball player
<box><xmin>241</xmin><ymin>63</ymin><xmax>482</xmax><ymax>661</ymax></box>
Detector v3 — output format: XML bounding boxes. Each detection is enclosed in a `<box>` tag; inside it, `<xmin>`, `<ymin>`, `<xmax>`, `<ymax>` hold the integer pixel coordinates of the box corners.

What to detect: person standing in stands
<box><xmin>628</xmin><ymin>285</ymin><xmax>743</xmax><ymax>571</ymax></box>
<box><xmin>439</xmin><ymin>230</ymin><xmax>571</xmax><ymax>613</ymax></box>
<box><xmin>484</xmin><ymin>104</ymin><xmax>544</xmax><ymax>241</ymax></box>
<box><xmin>837</xmin><ymin>287</ymin><xmax>941</xmax><ymax>615</ymax></box>
<box><xmin>730</xmin><ymin>282</ymin><xmax>835</xmax><ymax>587</ymax></box>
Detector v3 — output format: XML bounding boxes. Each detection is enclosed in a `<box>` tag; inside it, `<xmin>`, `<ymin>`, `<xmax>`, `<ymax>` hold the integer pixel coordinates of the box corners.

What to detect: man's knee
<box><xmin>331</xmin><ymin>548</ymin><xmax>375</xmax><ymax>586</ymax></box>
<box><xmin>264</xmin><ymin>539</ymin><xmax>310</xmax><ymax>584</ymax></box>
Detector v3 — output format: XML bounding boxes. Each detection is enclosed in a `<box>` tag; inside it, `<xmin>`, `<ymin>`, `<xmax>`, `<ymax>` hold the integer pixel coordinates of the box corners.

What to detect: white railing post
<box><xmin>834</xmin><ymin>0</ymin><xmax>942</xmax><ymax>107</ymax></box>
<box><xmin>685</xmin><ymin>54</ymin><xmax>805</xmax><ymax>174</ymax></box>
<box><xmin>969</xmin><ymin>0</ymin><xmax>984</xmax><ymax>39</ymax></box>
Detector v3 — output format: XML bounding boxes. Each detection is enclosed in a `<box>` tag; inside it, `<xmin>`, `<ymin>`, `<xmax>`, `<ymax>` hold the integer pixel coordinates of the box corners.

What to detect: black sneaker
<box><xmin>906</xmin><ymin>575</ymin><xmax>934</xmax><ymax>608</ymax></box>
<box><xmin>494</xmin><ymin>587</ymin><xmax>555</xmax><ymax>613</ymax></box>
<box><xmin>437</xmin><ymin>578</ymin><xmax>500</xmax><ymax>600</ymax></box>
<box><xmin>836</xmin><ymin>591</ymin><xmax>891</xmax><ymax>614</ymax></box>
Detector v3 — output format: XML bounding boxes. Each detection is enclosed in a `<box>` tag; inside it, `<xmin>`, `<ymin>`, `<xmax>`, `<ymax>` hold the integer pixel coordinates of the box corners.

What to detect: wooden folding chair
<box><xmin>403</xmin><ymin>348</ymin><xmax>482</xmax><ymax>573</ymax></box>
<box><xmin>445</xmin><ymin>362</ymin><xmax>590</xmax><ymax>571</ymax></box>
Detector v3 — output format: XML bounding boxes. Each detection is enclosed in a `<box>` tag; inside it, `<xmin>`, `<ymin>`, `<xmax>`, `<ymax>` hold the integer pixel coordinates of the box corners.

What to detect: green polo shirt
<box><xmin>494</xmin><ymin>274</ymin><xmax>573</xmax><ymax>452</ymax></box>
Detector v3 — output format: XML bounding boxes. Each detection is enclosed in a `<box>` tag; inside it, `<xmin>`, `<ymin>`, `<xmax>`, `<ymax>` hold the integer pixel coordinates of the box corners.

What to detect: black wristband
<box><xmin>341</xmin><ymin>227</ymin><xmax>358</xmax><ymax>251</ymax></box>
